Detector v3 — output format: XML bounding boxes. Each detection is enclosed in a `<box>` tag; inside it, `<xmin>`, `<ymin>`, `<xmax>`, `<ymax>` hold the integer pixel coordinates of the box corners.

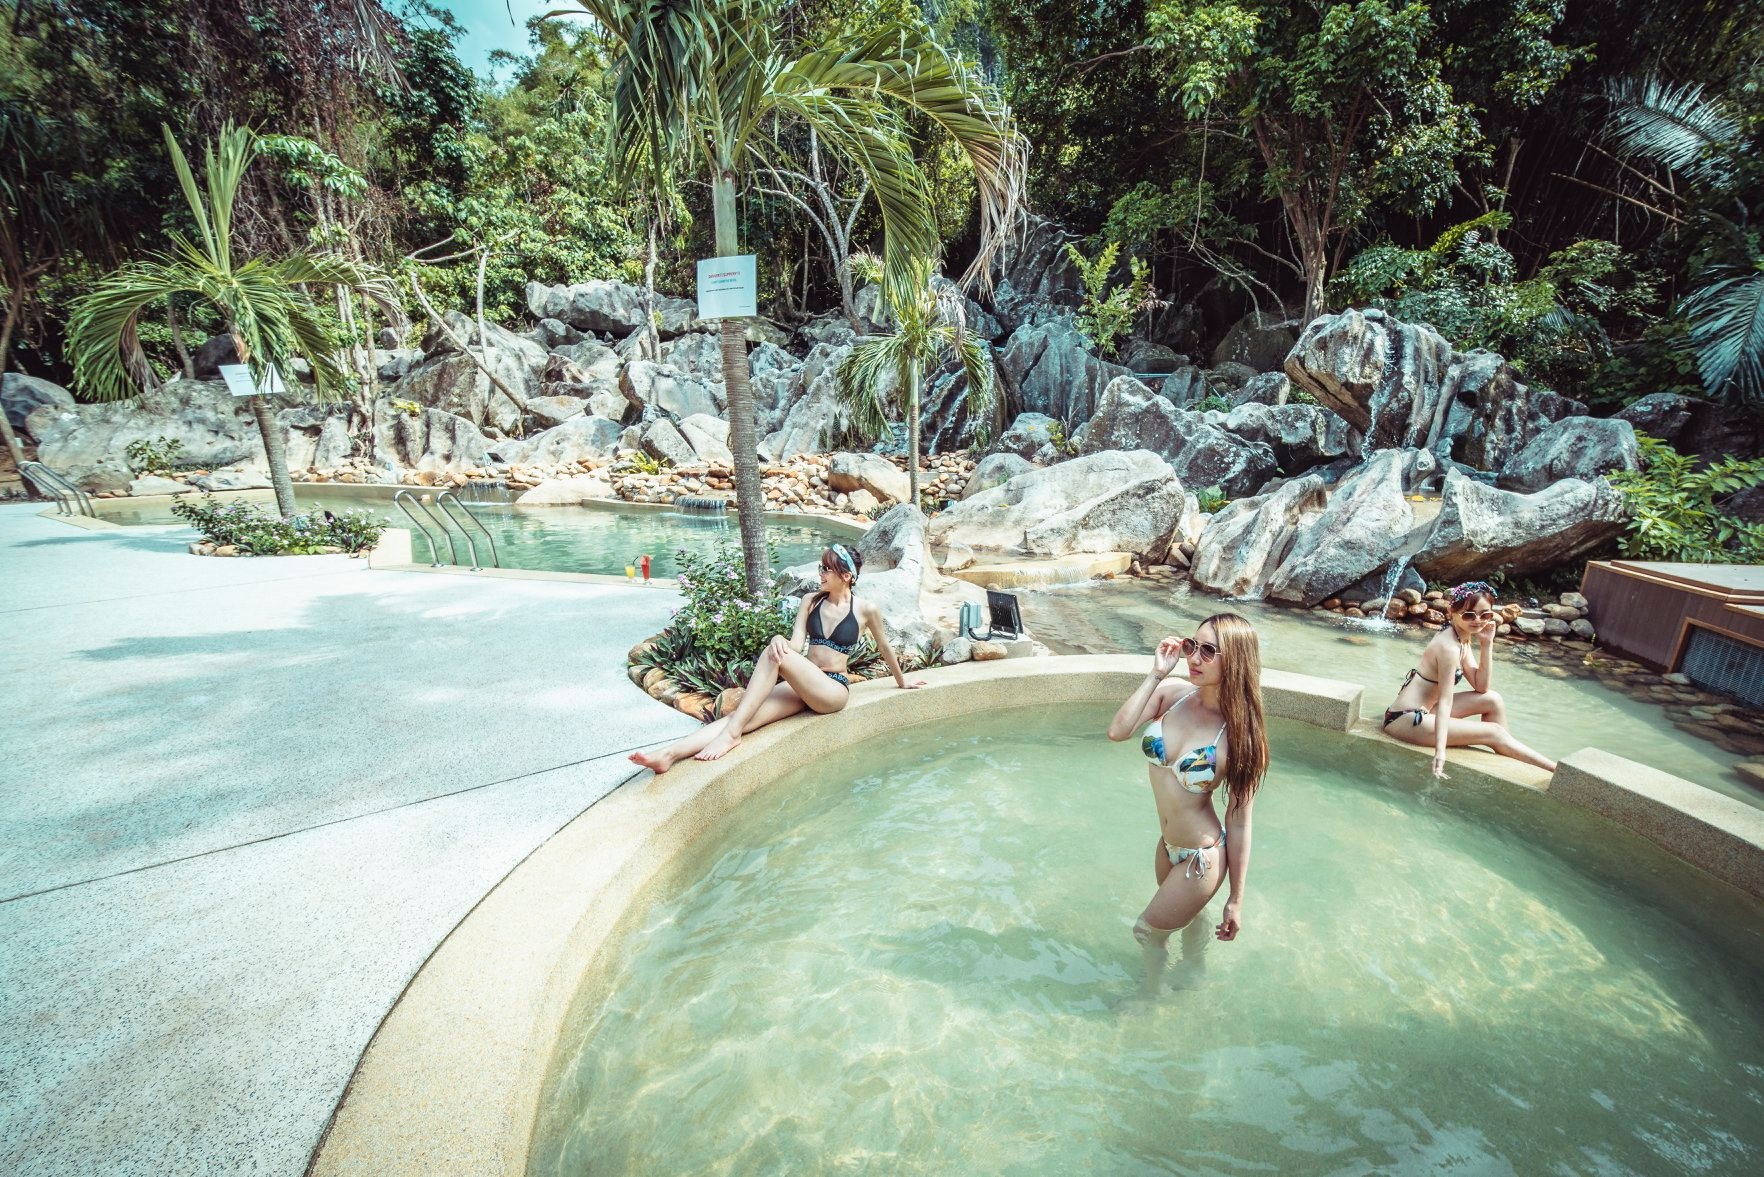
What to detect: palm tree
<box><xmin>834</xmin><ymin>256</ymin><xmax>998</xmax><ymax>507</ymax></box>
<box><xmin>67</xmin><ymin>125</ymin><xmax>394</xmax><ymax>517</ymax></box>
<box><xmin>1604</xmin><ymin>77</ymin><xmax>1763</xmax><ymax>404</ymax></box>
<box><xmin>568</xmin><ymin>0</ymin><xmax>1025</xmax><ymax>595</ymax></box>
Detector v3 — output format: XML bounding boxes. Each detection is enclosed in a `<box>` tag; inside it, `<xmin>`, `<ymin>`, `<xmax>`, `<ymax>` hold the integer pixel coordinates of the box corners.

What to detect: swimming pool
<box><xmin>91</xmin><ymin>486</ymin><xmax>851</xmax><ymax>580</ymax></box>
<box><xmin>529</xmin><ymin>705</ymin><xmax>1764</xmax><ymax>1174</ymax></box>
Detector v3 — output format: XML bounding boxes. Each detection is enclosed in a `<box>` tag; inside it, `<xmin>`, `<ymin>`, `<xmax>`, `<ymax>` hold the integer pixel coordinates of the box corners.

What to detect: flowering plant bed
<box><xmin>171</xmin><ymin>494</ymin><xmax>389</xmax><ymax>556</ymax></box>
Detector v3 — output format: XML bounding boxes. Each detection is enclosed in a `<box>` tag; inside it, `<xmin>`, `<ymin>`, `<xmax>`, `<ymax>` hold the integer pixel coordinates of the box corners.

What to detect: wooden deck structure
<box><xmin>1581</xmin><ymin>561</ymin><xmax>1764</xmax><ymax>704</ymax></box>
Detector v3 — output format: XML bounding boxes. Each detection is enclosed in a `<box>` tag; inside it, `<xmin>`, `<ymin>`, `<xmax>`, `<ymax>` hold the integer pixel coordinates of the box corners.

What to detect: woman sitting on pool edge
<box><xmin>630</xmin><ymin>544</ymin><xmax>925</xmax><ymax>775</ymax></box>
<box><xmin>1381</xmin><ymin>580</ymin><xmax>1556</xmax><ymax>776</ymax></box>
<box><xmin>1107</xmin><ymin>614</ymin><xmax>1269</xmax><ymax>996</ymax></box>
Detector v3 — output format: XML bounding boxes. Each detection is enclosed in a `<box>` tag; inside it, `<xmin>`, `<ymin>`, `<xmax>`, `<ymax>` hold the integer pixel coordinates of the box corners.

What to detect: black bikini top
<box><xmin>1401</xmin><ymin>667</ymin><xmax>1463</xmax><ymax>689</ymax></box>
<box><xmin>807</xmin><ymin>593</ymin><xmax>861</xmax><ymax>654</ymax></box>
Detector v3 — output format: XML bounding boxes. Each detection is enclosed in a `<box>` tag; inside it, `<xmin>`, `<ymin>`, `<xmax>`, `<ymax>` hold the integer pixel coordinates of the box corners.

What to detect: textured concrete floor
<box><xmin>0</xmin><ymin>503</ymin><xmax>696</xmax><ymax>1175</ymax></box>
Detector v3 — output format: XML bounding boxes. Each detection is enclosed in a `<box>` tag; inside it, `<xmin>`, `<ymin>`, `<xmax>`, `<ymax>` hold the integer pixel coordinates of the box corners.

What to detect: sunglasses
<box><xmin>1178</xmin><ymin>637</ymin><xmax>1221</xmax><ymax>664</ymax></box>
<box><xmin>1462</xmin><ymin>609</ymin><xmax>1497</xmax><ymax>622</ymax></box>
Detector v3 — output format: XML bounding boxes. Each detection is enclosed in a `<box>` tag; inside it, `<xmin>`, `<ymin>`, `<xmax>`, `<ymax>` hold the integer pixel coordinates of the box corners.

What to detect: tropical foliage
<box><xmin>1064</xmin><ymin>241</ymin><xmax>1149</xmax><ymax>358</ymax></box>
<box><xmin>1607</xmin><ymin>435</ymin><xmax>1764</xmax><ymax>563</ymax></box>
<box><xmin>170</xmin><ymin>494</ymin><xmax>390</xmax><ymax>555</ymax></box>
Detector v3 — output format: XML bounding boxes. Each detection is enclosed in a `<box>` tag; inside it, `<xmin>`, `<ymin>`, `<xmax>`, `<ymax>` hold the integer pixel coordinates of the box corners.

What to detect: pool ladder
<box><xmin>20</xmin><ymin>462</ymin><xmax>94</xmax><ymax>517</ymax></box>
<box><xmin>393</xmin><ymin>489</ymin><xmax>499</xmax><ymax>570</ymax></box>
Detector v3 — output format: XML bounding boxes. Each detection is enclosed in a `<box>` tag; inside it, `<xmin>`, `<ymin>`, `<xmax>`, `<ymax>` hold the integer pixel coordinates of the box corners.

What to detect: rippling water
<box><xmin>531</xmin><ymin>707</ymin><xmax>1764</xmax><ymax>1175</ymax></box>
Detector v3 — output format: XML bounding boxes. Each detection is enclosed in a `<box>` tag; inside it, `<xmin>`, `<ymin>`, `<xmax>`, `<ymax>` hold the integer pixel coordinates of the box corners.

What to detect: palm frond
<box><xmin>67</xmin><ymin>259</ymin><xmax>208</xmax><ymax>400</ymax></box>
<box><xmin>1604</xmin><ymin>76</ymin><xmax>1741</xmax><ymax>189</ymax></box>
<box><xmin>774</xmin><ymin>23</ymin><xmax>1027</xmax><ymax>293</ymax></box>
<box><xmin>833</xmin><ymin>332</ymin><xmax>907</xmax><ymax>440</ymax></box>
<box><xmin>1681</xmin><ymin>268</ymin><xmax>1764</xmax><ymax>403</ymax></box>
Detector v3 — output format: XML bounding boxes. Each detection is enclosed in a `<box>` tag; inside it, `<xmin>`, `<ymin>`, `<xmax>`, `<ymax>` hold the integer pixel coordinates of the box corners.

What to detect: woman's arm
<box><xmin>1107</xmin><ymin>638</ymin><xmax>1185</xmax><ymax>741</ymax></box>
<box><xmin>1465</xmin><ymin>619</ymin><xmax>1494</xmax><ymax>695</ymax></box>
<box><xmin>787</xmin><ymin>597</ymin><xmax>812</xmax><ymax>653</ymax></box>
<box><xmin>863</xmin><ymin>602</ymin><xmax>924</xmax><ymax>688</ymax></box>
<box><xmin>1431</xmin><ymin>644</ymin><xmax>1453</xmax><ymax>777</ymax></box>
<box><xmin>1217</xmin><ymin>790</ymin><xmax>1254</xmax><ymax>941</ymax></box>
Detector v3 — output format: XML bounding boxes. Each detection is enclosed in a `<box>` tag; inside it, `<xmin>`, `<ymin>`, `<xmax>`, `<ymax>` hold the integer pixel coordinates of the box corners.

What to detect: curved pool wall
<box><xmin>306</xmin><ymin>657</ymin><xmax>1764</xmax><ymax>1177</ymax></box>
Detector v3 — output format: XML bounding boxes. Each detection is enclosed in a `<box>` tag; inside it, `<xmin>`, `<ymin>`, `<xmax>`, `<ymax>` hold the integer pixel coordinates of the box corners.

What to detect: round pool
<box><xmin>530</xmin><ymin>706</ymin><xmax>1764</xmax><ymax>1174</ymax></box>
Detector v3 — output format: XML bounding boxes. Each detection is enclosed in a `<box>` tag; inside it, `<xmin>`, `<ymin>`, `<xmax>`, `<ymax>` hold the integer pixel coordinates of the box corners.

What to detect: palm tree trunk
<box><xmin>713</xmin><ymin>164</ymin><xmax>769</xmax><ymax>598</ymax></box>
<box><xmin>0</xmin><ymin>285</ymin><xmax>30</xmax><ymax>487</ymax></box>
<box><xmin>906</xmin><ymin>354</ymin><xmax>921</xmax><ymax>509</ymax></box>
<box><xmin>248</xmin><ymin>393</ymin><xmax>298</xmax><ymax>517</ymax></box>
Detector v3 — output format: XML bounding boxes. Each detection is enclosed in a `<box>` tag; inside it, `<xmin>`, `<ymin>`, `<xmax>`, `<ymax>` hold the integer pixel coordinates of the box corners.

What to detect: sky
<box><xmin>436</xmin><ymin>0</ymin><xmax>560</xmax><ymax>80</ymax></box>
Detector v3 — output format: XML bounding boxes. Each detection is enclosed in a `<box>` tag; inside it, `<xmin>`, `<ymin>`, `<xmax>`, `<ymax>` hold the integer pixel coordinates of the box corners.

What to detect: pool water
<box><xmin>1022</xmin><ymin>577</ymin><xmax>1760</xmax><ymax>808</ymax></box>
<box><xmin>95</xmin><ymin>488</ymin><xmax>842</xmax><ymax>580</ymax></box>
<box><xmin>530</xmin><ymin>707</ymin><xmax>1764</xmax><ymax>1175</ymax></box>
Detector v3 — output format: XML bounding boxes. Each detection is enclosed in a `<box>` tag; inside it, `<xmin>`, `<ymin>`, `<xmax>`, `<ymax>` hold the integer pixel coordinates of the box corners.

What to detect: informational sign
<box><xmin>217</xmin><ymin>363</ymin><xmax>286</xmax><ymax>398</ymax></box>
<box><xmin>696</xmin><ymin>255</ymin><xmax>757</xmax><ymax>320</ymax></box>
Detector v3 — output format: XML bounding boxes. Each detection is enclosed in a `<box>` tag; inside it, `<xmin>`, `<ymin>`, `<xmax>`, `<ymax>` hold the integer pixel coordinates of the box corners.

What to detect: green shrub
<box><xmin>1064</xmin><ymin>240</ymin><xmax>1149</xmax><ymax>358</ymax></box>
<box><xmin>124</xmin><ymin>436</ymin><xmax>186</xmax><ymax>474</ymax></box>
<box><xmin>670</xmin><ymin>539</ymin><xmax>795</xmax><ymax>673</ymax></box>
<box><xmin>1195</xmin><ymin>485</ymin><xmax>1229</xmax><ymax>514</ymax></box>
<box><xmin>1192</xmin><ymin>392</ymin><xmax>1233</xmax><ymax>414</ymax></box>
<box><xmin>1606</xmin><ymin>433</ymin><xmax>1764</xmax><ymax>563</ymax></box>
<box><xmin>171</xmin><ymin>494</ymin><xmax>389</xmax><ymax>555</ymax></box>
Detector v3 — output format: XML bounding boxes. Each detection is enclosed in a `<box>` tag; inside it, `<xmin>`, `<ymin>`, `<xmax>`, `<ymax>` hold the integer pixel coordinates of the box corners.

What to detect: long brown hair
<box><xmin>1205</xmin><ymin>612</ymin><xmax>1269</xmax><ymax>813</ymax></box>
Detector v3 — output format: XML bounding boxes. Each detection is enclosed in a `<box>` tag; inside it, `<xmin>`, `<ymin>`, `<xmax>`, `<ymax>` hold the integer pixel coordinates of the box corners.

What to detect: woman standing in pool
<box><xmin>630</xmin><ymin>544</ymin><xmax>924</xmax><ymax>774</ymax></box>
<box><xmin>1107</xmin><ymin>614</ymin><xmax>1269</xmax><ymax>996</ymax></box>
<box><xmin>1381</xmin><ymin>580</ymin><xmax>1556</xmax><ymax>776</ymax></box>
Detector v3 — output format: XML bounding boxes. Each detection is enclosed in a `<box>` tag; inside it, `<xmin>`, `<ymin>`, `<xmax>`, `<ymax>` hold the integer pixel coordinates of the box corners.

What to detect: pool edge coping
<box><xmin>305</xmin><ymin>656</ymin><xmax>1764</xmax><ymax>1177</ymax></box>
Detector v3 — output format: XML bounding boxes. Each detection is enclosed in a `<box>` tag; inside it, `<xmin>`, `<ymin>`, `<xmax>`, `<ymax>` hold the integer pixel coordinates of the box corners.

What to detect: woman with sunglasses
<box><xmin>1381</xmin><ymin>580</ymin><xmax>1556</xmax><ymax>776</ymax></box>
<box><xmin>1107</xmin><ymin>614</ymin><xmax>1270</xmax><ymax>996</ymax></box>
<box><xmin>630</xmin><ymin>543</ymin><xmax>924</xmax><ymax>774</ymax></box>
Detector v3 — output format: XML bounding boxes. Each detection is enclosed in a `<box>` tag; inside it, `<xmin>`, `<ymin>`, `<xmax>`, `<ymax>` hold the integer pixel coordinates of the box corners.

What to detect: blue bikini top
<box><xmin>1142</xmin><ymin>692</ymin><xmax>1226</xmax><ymax>794</ymax></box>
<box><xmin>807</xmin><ymin>593</ymin><xmax>861</xmax><ymax>655</ymax></box>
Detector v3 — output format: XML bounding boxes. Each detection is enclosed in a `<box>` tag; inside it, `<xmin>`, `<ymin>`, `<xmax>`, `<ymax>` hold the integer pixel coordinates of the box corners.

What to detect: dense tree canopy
<box><xmin>2</xmin><ymin>0</ymin><xmax>1762</xmax><ymax>407</ymax></box>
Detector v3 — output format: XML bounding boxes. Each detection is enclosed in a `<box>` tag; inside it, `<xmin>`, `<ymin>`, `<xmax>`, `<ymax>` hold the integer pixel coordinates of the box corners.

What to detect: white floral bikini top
<box><xmin>1141</xmin><ymin>692</ymin><xmax>1226</xmax><ymax>794</ymax></box>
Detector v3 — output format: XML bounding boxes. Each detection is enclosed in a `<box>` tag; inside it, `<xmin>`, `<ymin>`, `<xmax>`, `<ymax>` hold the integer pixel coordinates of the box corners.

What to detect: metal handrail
<box><xmin>392</xmin><ymin>490</ymin><xmax>453</xmax><ymax>567</ymax></box>
<box><xmin>20</xmin><ymin>461</ymin><xmax>94</xmax><ymax>516</ymax></box>
<box><xmin>436</xmin><ymin>491</ymin><xmax>498</xmax><ymax>569</ymax></box>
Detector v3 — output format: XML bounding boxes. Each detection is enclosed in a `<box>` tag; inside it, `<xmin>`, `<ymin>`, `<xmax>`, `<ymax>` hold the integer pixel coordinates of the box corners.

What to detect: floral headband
<box><xmin>1448</xmin><ymin>581</ymin><xmax>1496</xmax><ymax>608</ymax></box>
<box><xmin>829</xmin><ymin>544</ymin><xmax>856</xmax><ymax>574</ymax></box>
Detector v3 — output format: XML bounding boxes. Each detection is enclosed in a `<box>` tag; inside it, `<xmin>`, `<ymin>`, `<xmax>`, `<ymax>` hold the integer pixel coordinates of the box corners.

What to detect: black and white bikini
<box><xmin>806</xmin><ymin>593</ymin><xmax>860</xmax><ymax>688</ymax></box>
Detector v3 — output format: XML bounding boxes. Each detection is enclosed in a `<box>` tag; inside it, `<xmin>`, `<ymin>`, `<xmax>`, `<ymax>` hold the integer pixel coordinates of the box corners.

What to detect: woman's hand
<box><xmin>897</xmin><ymin>678</ymin><xmax>927</xmax><ymax>689</ymax></box>
<box><xmin>1215</xmin><ymin>899</ymin><xmax>1242</xmax><ymax>941</ymax></box>
<box><xmin>767</xmin><ymin>634</ymin><xmax>794</xmax><ymax>661</ymax></box>
<box><xmin>1152</xmin><ymin>636</ymin><xmax>1184</xmax><ymax>678</ymax></box>
<box><xmin>1479</xmin><ymin>616</ymin><xmax>1498</xmax><ymax>644</ymax></box>
<box><xmin>1431</xmin><ymin>753</ymin><xmax>1449</xmax><ymax>779</ymax></box>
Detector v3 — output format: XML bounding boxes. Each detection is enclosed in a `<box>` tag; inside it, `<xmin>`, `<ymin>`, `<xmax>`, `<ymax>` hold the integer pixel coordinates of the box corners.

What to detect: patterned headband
<box><xmin>1448</xmin><ymin>581</ymin><xmax>1496</xmax><ymax>607</ymax></box>
<box><xmin>830</xmin><ymin>544</ymin><xmax>856</xmax><ymax>574</ymax></box>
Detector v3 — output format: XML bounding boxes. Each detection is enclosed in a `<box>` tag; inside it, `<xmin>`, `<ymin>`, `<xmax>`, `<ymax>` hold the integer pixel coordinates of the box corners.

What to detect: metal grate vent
<box><xmin>1682</xmin><ymin>626</ymin><xmax>1764</xmax><ymax>708</ymax></box>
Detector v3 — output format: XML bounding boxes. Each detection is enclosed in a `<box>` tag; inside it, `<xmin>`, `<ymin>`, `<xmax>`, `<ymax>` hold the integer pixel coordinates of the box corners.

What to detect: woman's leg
<box><xmin>1383</xmin><ymin>705</ymin><xmax>1556</xmax><ymax>772</ymax></box>
<box><xmin>630</xmin><ymin>686</ymin><xmax>808</xmax><ymax>773</ymax></box>
<box><xmin>1134</xmin><ymin>844</ymin><xmax>1227</xmax><ymax>996</ymax></box>
<box><xmin>696</xmin><ymin>646</ymin><xmax>849</xmax><ymax>760</ymax></box>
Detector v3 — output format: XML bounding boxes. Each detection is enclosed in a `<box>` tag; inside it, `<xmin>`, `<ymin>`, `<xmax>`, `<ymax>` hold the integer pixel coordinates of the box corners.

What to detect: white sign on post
<box><xmin>217</xmin><ymin>363</ymin><xmax>287</xmax><ymax>398</ymax></box>
<box><xmin>696</xmin><ymin>255</ymin><xmax>757</xmax><ymax>320</ymax></box>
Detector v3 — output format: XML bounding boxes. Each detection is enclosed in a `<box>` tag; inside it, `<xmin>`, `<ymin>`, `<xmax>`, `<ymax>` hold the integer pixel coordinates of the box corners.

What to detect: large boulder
<box><xmin>557</xmin><ymin>340</ymin><xmax>622</xmax><ymax>382</ymax></box>
<box><xmin>640</xmin><ymin>418</ymin><xmax>698</xmax><ymax>467</ymax></box>
<box><xmin>992</xmin><ymin>412</ymin><xmax>1062</xmax><ymax>460</ymax></box>
<box><xmin>1286</xmin><ymin>308</ymin><xmax>1584</xmax><ymax>471</ymax></box>
<box><xmin>527</xmin><ymin>395</ymin><xmax>588</xmax><ymax>429</ymax></box>
<box><xmin>749</xmin><ymin>341</ymin><xmax>805</xmax><ymax>434</ymax></box>
<box><xmin>525</xmin><ymin>279</ymin><xmax>644</xmax><ymax>335</ymax></box>
<box><xmin>763</xmin><ymin>344</ymin><xmax>853</xmax><ymax>460</ymax></box>
<box><xmin>918</xmin><ymin>359</ymin><xmax>1003</xmax><ymax>454</ymax></box>
<box><xmin>1222</xmin><ymin>402</ymin><xmax>1359</xmax><ymax>472</ymax></box>
<box><xmin>962</xmin><ymin>452</ymin><xmax>1032</xmax><ymax>499</ymax></box>
<box><xmin>927</xmin><ymin>449</ymin><xmax>1188</xmax><ymax>558</ymax></box>
<box><xmin>373</xmin><ymin>403</ymin><xmax>491</xmax><ymax>473</ymax></box>
<box><xmin>1189</xmin><ymin>475</ymin><xmax>1330</xmax><ymax>597</ymax></box>
<box><xmin>31</xmin><ymin>377</ymin><xmax>262</xmax><ymax>492</ymax></box>
<box><xmin>996</xmin><ymin>316</ymin><xmax>1131</xmax><ymax>426</ymax></box>
<box><xmin>1498</xmin><ymin>416</ymin><xmax>1639</xmax><ymax>492</ymax></box>
<box><xmin>1119</xmin><ymin>339</ymin><xmax>1186</xmax><ymax>373</ymax></box>
<box><xmin>1154</xmin><ymin>365</ymin><xmax>1210</xmax><ymax>407</ymax></box>
<box><xmin>1261</xmin><ymin>449</ymin><xmax>1416</xmax><ymax>605</ymax></box>
<box><xmin>829</xmin><ymin>452</ymin><xmax>909</xmax><ymax>504</ymax></box>
<box><xmin>1615</xmin><ymin>392</ymin><xmax>1764</xmax><ymax>461</ymax></box>
<box><xmin>676</xmin><ymin>413</ymin><xmax>733</xmax><ymax>466</ymax></box>
<box><xmin>1414</xmin><ymin>469</ymin><xmax>1628</xmax><ymax>583</ymax></box>
<box><xmin>1232</xmin><ymin>372</ymin><xmax>1291</xmax><ymax>407</ymax></box>
<box><xmin>515</xmin><ymin>474</ymin><xmax>614</xmax><ymax>505</ymax></box>
<box><xmin>619</xmin><ymin>360</ymin><xmax>721</xmax><ymax>421</ymax></box>
<box><xmin>279</xmin><ymin>405</ymin><xmax>354</xmax><ymax>470</ymax></box>
<box><xmin>2</xmin><ymin>373</ymin><xmax>75</xmax><ymax>433</ymax></box>
<box><xmin>992</xmin><ymin>212</ymin><xmax>1084</xmax><ymax>314</ymax></box>
<box><xmin>658</xmin><ymin>331</ymin><xmax>723</xmax><ymax>383</ymax></box>
<box><xmin>395</xmin><ymin>312</ymin><xmax>547</xmax><ymax>434</ymax></box>
<box><xmin>1211</xmin><ymin>311</ymin><xmax>1300</xmax><ymax>373</ymax></box>
<box><xmin>495</xmin><ymin>415</ymin><xmax>623</xmax><ymax>468</ymax></box>
<box><xmin>1073</xmin><ymin>376</ymin><xmax>1274</xmax><ymax>496</ymax></box>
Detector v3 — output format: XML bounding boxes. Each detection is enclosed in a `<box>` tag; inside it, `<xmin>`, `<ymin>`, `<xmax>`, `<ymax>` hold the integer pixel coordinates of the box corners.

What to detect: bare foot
<box><xmin>629</xmin><ymin>749</ymin><xmax>674</xmax><ymax>774</ymax></box>
<box><xmin>693</xmin><ymin>729</ymin><xmax>742</xmax><ymax>761</ymax></box>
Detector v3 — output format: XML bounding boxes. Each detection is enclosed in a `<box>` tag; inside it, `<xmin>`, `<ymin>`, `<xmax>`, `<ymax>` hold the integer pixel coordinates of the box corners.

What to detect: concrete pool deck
<box><xmin>0</xmin><ymin>503</ymin><xmax>696</xmax><ymax>1176</ymax></box>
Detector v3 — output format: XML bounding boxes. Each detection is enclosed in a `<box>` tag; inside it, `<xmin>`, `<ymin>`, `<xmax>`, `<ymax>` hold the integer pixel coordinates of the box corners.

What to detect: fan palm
<box><xmin>1604</xmin><ymin>77</ymin><xmax>1741</xmax><ymax>191</ymax></box>
<box><xmin>565</xmin><ymin>0</ymin><xmax>1025</xmax><ymax>594</ymax></box>
<box><xmin>834</xmin><ymin>256</ymin><xmax>997</xmax><ymax>508</ymax></box>
<box><xmin>66</xmin><ymin>124</ymin><xmax>394</xmax><ymax>517</ymax></box>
